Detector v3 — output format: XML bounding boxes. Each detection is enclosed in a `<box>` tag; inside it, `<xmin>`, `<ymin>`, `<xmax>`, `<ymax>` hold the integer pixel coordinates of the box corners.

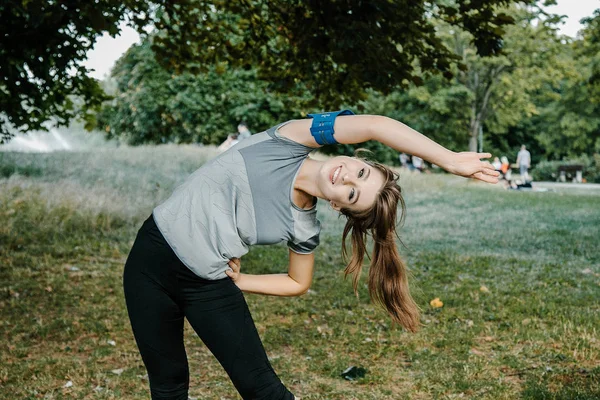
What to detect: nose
<box><xmin>342</xmin><ymin>173</ymin><xmax>356</xmax><ymax>184</ymax></box>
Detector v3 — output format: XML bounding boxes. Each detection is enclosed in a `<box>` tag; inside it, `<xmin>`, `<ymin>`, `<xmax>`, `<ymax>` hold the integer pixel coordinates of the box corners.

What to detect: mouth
<box><xmin>330</xmin><ymin>166</ymin><xmax>341</xmax><ymax>184</ymax></box>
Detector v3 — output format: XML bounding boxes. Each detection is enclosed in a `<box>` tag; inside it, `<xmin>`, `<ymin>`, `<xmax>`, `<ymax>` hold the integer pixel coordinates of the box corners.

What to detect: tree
<box><xmin>152</xmin><ymin>0</ymin><xmax>530</xmax><ymax>109</ymax></box>
<box><xmin>534</xmin><ymin>9</ymin><xmax>600</xmax><ymax>158</ymax></box>
<box><xmin>0</xmin><ymin>0</ymin><xmax>151</xmax><ymax>142</ymax></box>
<box><xmin>97</xmin><ymin>38</ymin><xmax>309</xmax><ymax>145</ymax></box>
<box><xmin>356</xmin><ymin>4</ymin><xmax>567</xmax><ymax>155</ymax></box>
<box><xmin>1</xmin><ymin>0</ymin><xmax>529</xmax><ymax>142</ymax></box>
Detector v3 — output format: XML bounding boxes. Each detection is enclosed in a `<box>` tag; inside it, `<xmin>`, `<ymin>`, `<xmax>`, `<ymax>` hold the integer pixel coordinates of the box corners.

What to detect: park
<box><xmin>1</xmin><ymin>1</ymin><xmax>599</xmax><ymax>399</ymax></box>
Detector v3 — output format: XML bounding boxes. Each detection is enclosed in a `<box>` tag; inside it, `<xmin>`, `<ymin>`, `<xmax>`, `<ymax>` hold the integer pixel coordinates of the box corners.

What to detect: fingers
<box><xmin>228</xmin><ymin>258</ymin><xmax>241</xmax><ymax>272</ymax></box>
<box><xmin>473</xmin><ymin>171</ymin><xmax>500</xmax><ymax>184</ymax></box>
<box><xmin>226</xmin><ymin>258</ymin><xmax>240</xmax><ymax>280</ymax></box>
<box><xmin>227</xmin><ymin>261</ymin><xmax>238</xmax><ymax>273</ymax></box>
<box><xmin>465</xmin><ymin>152</ymin><xmax>492</xmax><ymax>160</ymax></box>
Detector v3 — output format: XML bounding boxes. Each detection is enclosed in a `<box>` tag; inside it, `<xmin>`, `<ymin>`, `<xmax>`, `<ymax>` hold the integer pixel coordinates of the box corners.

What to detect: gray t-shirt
<box><xmin>153</xmin><ymin>121</ymin><xmax>321</xmax><ymax>280</ymax></box>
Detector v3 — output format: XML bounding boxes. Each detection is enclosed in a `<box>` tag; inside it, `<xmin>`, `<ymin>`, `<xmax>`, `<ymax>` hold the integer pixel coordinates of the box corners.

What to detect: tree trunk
<box><xmin>469</xmin><ymin>122</ymin><xmax>479</xmax><ymax>153</ymax></box>
<box><xmin>469</xmin><ymin>101</ymin><xmax>480</xmax><ymax>152</ymax></box>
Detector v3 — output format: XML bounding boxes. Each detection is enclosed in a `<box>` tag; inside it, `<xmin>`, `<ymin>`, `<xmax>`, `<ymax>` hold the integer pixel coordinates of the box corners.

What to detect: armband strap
<box><xmin>307</xmin><ymin>109</ymin><xmax>355</xmax><ymax>145</ymax></box>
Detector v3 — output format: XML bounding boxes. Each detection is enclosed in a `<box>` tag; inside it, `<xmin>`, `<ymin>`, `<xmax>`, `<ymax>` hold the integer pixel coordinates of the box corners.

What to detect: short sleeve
<box><xmin>288</xmin><ymin>232</ymin><xmax>320</xmax><ymax>254</ymax></box>
<box><xmin>288</xmin><ymin>211</ymin><xmax>321</xmax><ymax>254</ymax></box>
<box><xmin>266</xmin><ymin>120</ymin><xmax>317</xmax><ymax>156</ymax></box>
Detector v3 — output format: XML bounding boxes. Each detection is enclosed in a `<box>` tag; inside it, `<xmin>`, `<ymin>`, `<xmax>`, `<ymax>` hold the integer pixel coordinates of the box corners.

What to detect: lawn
<box><xmin>1</xmin><ymin>146</ymin><xmax>599</xmax><ymax>399</ymax></box>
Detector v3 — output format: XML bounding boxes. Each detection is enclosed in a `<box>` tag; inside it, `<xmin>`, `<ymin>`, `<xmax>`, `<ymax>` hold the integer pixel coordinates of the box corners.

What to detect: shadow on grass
<box><xmin>521</xmin><ymin>367</ymin><xmax>600</xmax><ymax>400</ymax></box>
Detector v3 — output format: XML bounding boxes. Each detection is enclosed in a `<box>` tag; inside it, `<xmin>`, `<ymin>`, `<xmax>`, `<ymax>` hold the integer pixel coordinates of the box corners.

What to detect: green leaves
<box><xmin>97</xmin><ymin>39</ymin><xmax>308</xmax><ymax>145</ymax></box>
<box><xmin>0</xmin><ymin>0</ymin><xmax>152</xmax><ymax>142</ymax></box>
<box><xmin>2</xmin><ymin>0</ymin><xmax>528</xmax><ymax>142</ymax></box>
<box><xmin>529</xmin><ymin>9</ymin><xmax>600</xmax><ymax>160</ymax></box>
<box><xmin>149</xmin><ymin>0</ymin><xmax>526</xmax><ymax>109</ymax></box>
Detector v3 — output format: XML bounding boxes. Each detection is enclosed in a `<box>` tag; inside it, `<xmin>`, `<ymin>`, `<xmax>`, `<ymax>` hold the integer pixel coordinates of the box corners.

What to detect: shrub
<box><xmin>532</xmin><ymin>154</ymin><xmax>600</xmax><ymax>183</ymax></box>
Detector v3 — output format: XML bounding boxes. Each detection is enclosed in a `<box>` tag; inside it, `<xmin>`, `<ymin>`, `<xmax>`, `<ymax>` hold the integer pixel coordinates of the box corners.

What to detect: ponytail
<box><xmin>341</xmin><ymin>161</ymin><xmax>420</xmax><ymax>332</ymax></box>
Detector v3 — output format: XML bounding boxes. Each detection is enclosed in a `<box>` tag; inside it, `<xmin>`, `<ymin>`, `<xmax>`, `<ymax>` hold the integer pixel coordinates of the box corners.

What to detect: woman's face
<box><xmin>318</xmin><ymin>156</ymin><xmax>385</xmax><ymax>212</ymax></box>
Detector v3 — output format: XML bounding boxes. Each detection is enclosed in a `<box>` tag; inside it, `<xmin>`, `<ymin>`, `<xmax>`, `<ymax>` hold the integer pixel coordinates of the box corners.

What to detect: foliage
<box><xmin>533</xmin><ymin>9</ymin><xmax>600</xmax><ymax>159</ymax></box>
<box><xmin>96</xmin><ymin>2</ymin><xmax>600</xmax><ymax>168</ymax></box>
<box><xmin>97</xmin><ymin>39</ymin><xmax>314</xmax><ymax>145</ymax></box>
<box><xmin>532</xmin><ymin>154</ymin><xmax>600</xmax><ymax>183</ymax></box>
<box><xmin>305</xmin><ymin>4</ymin><xmax>569</xmax><ymax>160</ymax></box>
<box><xmin>1</xmin><ymin>0</ymin><xmax>529</xmax><ymax>142</ymax></box>
<box><xmin>151</xmin><ymin>0</ymin><xmax>530</xmax><ymax>109</ymax></box>
<box><xmin>0</xmin><ymin>0</ymin><xmax>153</xmax><ymax>142</ymax></box>
<box><xmin>368</xmin><ymin>5</ymin><xmax>566</xmax><ymax>154</ymax></box>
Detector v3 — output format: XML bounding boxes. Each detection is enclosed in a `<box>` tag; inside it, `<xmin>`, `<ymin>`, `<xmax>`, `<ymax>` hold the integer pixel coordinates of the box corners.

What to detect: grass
<box><xmin>1</xmin><ymin>146</ymin><xmax>599</xmax><ymax>399</ymax></box>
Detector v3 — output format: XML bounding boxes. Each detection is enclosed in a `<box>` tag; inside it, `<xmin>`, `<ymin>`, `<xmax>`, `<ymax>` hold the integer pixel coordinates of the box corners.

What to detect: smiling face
<box><xmin>318</xmin><ymin>156</ymin><xmax>386</xmax><ymax>212</ymax></box>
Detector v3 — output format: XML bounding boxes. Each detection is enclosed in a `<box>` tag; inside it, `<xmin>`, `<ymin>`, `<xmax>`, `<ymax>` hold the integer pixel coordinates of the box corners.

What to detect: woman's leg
<box><xmin>123</xmin><ymin>217</ymin><xmax>190</xmax><ymax>400</ymax></box>
<box><xmin>176</xmin><ymin>267</ymin><xmax>294</xmax><ymax>400</ymax></box>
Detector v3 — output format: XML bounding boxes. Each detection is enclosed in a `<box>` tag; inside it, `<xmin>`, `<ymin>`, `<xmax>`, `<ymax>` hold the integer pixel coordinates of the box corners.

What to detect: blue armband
<box><xmin>307</xmin><ymin>109</ymin><xmax>355</xmax><ymax>145</ymax></box>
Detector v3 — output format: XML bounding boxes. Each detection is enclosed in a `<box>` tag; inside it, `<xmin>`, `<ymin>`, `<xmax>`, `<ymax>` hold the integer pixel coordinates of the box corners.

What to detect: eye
<box><xmin>349</xmin><ymin>188</ymin><xmax>355</xmax><ymax>201</ymax></box>
<box><xmin>358</xmin><ymin>168</ymin><xmax>365</xmax><ymax>178</ymax></box>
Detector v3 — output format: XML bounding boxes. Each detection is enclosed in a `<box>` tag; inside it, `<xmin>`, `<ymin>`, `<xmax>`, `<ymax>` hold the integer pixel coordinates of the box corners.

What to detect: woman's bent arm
<box><xmin>282</xmin><ymin>115</ymin><xmax>499</xmax><ymax>183</ymax></box>
<box><xmin>226</xmin><ymin>251</ymin><xmax>314</xmax><ymax>296</ymax></box>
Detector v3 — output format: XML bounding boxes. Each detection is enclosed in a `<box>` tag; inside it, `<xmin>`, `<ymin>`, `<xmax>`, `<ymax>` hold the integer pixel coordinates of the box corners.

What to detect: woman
<box><xmin>501</xmin><ymin>156</ymin><xmax>512</xmax><ymax>180</ymax></box>
<box><xmin>492</xmin><ymin>156</ymin><xmax>502</xmax><ymax>174</ymax></box>
<box><xmin>123</xmin><ymin>111</ymin><xmax>499</xmax><ymax>400</ymax></box>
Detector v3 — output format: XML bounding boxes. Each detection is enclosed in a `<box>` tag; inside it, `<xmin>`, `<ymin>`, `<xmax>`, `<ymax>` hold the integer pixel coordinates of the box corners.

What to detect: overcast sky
<box><xmin>82</xmin><ymin>0</ymin><xmax>600</xmax><ymax>80</ymax></box>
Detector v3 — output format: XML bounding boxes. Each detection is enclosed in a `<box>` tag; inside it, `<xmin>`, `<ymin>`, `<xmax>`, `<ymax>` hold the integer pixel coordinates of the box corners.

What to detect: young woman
<box><xmin>123</xmin><ymin>112</ymin><xmax>499</xmax><ymax>400</ymax></box>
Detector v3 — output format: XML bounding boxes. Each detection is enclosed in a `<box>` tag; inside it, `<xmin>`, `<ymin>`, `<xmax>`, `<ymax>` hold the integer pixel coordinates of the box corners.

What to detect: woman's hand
<box><xmin>446</xmin><ymin>152</ymin><xmax>500</xmax><ymax>184</ymax></box>
<box><xmin>225</xmin><ymin>257</ymin><xmax>242</xmax><ymax>282</ymax></box>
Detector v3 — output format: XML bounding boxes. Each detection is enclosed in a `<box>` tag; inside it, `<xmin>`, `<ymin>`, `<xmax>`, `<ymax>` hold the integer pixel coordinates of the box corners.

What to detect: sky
<box><xmin>82</xmin><ymin>0</ymin><xmax>600</xmax><ymax>80</ymax></box>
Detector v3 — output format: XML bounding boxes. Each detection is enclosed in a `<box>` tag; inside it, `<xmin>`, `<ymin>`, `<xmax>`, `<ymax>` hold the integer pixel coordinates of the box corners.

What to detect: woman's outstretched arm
<box><xmin>337</xmin><ymin>115</ymin><xmax>499</xmax><ymax>183</ymax></box>
<box><xmin>281</xmin><ymin>115</ymin><xmax>499</xmax><ymax>183</ymax></box>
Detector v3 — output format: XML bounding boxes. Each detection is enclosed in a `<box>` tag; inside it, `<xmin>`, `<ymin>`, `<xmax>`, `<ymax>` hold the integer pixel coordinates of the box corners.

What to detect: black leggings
<box><xmin>123</xmin><ymin>215</ymin><xmax>294</xmax><ymax>400</ymax></box>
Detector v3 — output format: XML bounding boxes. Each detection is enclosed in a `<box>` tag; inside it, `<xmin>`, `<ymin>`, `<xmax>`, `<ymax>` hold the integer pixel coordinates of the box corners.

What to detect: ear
<box><xmin>330</xmin><ymin>200</ymin><xmax>341</xmax><ymax>212</ymax></box>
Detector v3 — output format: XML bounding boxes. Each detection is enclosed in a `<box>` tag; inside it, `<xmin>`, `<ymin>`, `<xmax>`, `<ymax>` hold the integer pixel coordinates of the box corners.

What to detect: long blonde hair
<box><xmin>340</xmin><ymin>158</ymin><xmax>420</xmax><ymax>332</ymax></box>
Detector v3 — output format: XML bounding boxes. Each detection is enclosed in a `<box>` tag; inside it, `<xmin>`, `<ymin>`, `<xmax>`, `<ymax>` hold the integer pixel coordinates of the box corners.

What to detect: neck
<box><xmin>294</xmin><ymin>157</ymin><xmax>325</xmax><ymax>199</ymax></box>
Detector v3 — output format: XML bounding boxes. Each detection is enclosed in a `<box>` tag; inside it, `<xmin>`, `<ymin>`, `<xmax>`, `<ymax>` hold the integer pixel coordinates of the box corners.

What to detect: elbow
<box><xmin>297</xmin><ymin>286</ymin><xmax>310</xmax><ymax>296</ymax></box>
<box><xmin>291</xmin><ymin>282</ymin><xmax>311</xmax><ymax>297</ymax></box>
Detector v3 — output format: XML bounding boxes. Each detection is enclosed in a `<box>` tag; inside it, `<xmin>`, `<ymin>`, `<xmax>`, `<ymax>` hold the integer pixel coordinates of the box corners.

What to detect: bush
<box><xmin>532</xmin><ymin>154</ymin><xmax>600</xmax><ymax>183</ymax></box>
<box><xmin>0</xmin><ymin>153</ymin><xmax>43</xmax><ymax>178</ymax></box>
<box><xmin>97</xmin><ymin>39</ymin><xmax>312</xmax><ymax>146</ymax></box>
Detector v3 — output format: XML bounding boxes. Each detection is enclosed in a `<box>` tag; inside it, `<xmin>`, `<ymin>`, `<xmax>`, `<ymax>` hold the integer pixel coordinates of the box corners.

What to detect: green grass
<box><xmin>1</xmin><ymin>147</ymin><xmax>599</xmax><ymax>399</ymax></box>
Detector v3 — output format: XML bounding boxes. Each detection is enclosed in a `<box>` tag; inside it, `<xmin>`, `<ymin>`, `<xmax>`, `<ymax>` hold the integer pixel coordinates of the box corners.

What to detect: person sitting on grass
<box><xmin>123</xmin><ymin>111</ymin><xmax>500</xmax><ymax>400</ymax></box>
<box><xmin>504</xmin><ymin>178</ymin><xmax>533</xmax><ymax>190</ymax></box>
<box><xmin>500</xmin><ymin>156</ymin><xmax>512</xmax><ymax>181</ymax></box>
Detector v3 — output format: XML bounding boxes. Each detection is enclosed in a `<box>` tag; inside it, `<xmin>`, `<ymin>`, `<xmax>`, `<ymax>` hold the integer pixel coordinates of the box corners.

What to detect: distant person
<box><xmin>217</xmin><ymin>133</ymin><xmax>239</xmax><ymax>152</ymax></box>
<box><xmin>398</xmin><ymin>152</ymin><xmax>410</xmax><ymax>169</ymax></box>
<box><xmin>492</xmin><ymin>156</ymin><xmax>502</xmax><ymax>173</ymax></box>
<box><xmin>505</xmin><ymin>179</ymin><xmax>533</xmax><ymax>190</ymax></box>
<box><xmin>124</xmin><ymin>110</ymin><xmax>499</xmax><ymax>399</ymax></box>
<box><xmin>406</xmin><ymin>154</ymin><xmax>416</xmax><ymax>171</ymax></box>
<box><xmin>412</xmin><ymin>155</ymin><xmax>424</xmax><ymax>172</ymax></box>
<box><xmin>516</xmin><ymin>145</ymin><xmax>531</xmax><ymax>181</ymax></box>
<box><xmin>230</xmin><ymin>133</ymin><xmax>240</xmax><ymax>147</ymax></box>
<box><xmin>501</xmin><ymin>156</ymin><xmax>512</xmax><ymax>180</ymax></box>
<box><xmin>238</xmin><ymin>122</ymin><xmax>252</xmax><ymax>141</ymax></box>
